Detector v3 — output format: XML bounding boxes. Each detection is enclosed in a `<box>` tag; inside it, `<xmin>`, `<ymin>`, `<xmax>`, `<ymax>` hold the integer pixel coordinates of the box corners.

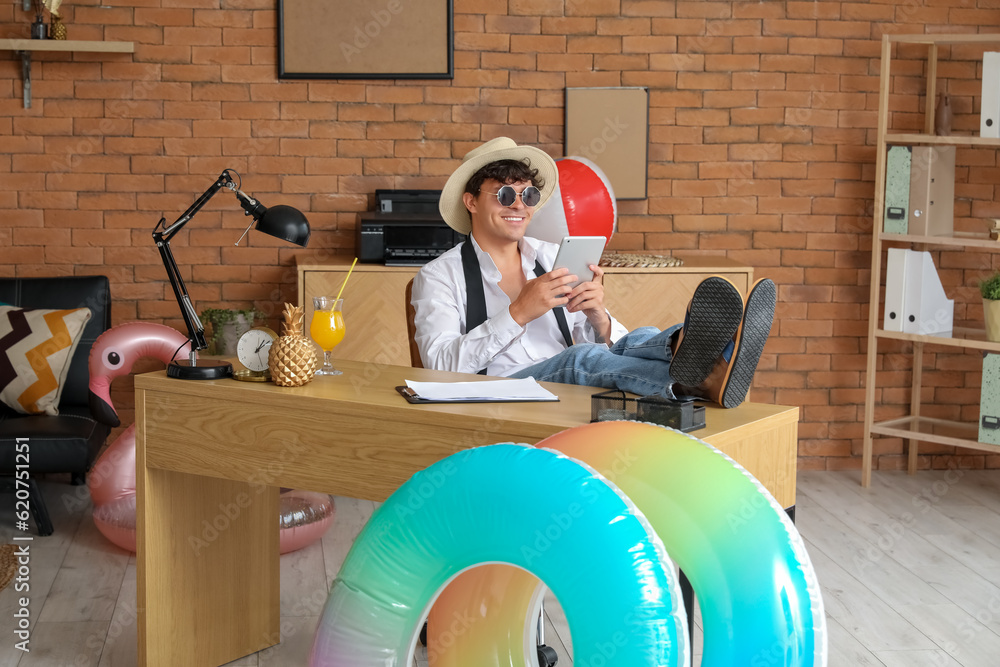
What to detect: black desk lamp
<box><xmin>153</xmin><ymin>169</ymin><xmax>311</xmax><ymax>380</ymax></box>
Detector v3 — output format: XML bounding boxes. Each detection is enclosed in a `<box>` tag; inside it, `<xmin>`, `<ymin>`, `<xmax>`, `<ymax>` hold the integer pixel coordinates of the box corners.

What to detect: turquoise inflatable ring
<box><xmin>310</xmin><ymin>422</ymin><xmax>827</xmax><ymax>666</ymax></box>
<box><xmin>310</xmin><ymin>442</ymin><xmax>688</xmax><ymax>665</ymax></box>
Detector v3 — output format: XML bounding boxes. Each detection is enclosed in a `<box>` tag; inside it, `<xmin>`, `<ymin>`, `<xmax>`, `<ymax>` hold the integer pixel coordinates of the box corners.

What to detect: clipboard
<box><xmin>395</xmin><ymin>385</ymin><xmax>560</xmax><ymax>404</ymax></box>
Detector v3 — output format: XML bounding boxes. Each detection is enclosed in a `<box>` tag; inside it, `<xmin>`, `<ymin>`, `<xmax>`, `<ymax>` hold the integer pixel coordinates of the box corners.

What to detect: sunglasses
<box><xmin>481</xmin><ymin>185</ymin><xmax>542</xmax><ymax>208</ymax></box>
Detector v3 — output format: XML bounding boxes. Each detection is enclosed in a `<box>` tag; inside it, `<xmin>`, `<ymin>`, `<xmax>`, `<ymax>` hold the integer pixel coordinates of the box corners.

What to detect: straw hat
<box><xmin>438</xmin><ymin>137</ymin><xmax>559</xmax><ymax>235</ymax></box>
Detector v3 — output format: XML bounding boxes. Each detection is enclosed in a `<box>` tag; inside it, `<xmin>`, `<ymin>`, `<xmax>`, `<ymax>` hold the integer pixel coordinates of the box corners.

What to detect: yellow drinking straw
<box><xmin>336</xmin><ymin>258</ymin><xmax>358</xmax><ymax>302</ymax></box>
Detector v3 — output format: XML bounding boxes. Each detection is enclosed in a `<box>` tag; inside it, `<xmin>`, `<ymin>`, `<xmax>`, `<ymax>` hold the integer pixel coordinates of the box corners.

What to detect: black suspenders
<box><xmin>461</xmin><ymin>240</ymin><xmax>573</xmax><ymax>375</ymax></box>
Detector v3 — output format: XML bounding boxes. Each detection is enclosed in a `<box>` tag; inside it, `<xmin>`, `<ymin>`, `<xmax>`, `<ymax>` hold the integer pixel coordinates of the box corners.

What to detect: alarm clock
<box><xmin>236</xmin><ymin>326</ymin><xmax>278</xmax><ymax>374</ymax></box>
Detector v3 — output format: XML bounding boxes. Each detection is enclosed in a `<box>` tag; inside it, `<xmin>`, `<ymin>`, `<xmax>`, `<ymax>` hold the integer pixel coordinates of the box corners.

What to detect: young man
<box><xmin>411</xmin><ymin>137</ymin><xmax>775</xmax><ymax>408</ymax></box>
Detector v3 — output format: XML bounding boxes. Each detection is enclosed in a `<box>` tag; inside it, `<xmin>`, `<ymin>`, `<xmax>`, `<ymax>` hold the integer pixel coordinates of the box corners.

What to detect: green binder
<box><xmin>980</xmin><ymin>352</ymin><xmax>1000</xmax><ymax>445</ymax></box>
<box><xmin>884</xmin><ymin>146</ymin><xmax>911</xmax><ymax>234</ymax></box>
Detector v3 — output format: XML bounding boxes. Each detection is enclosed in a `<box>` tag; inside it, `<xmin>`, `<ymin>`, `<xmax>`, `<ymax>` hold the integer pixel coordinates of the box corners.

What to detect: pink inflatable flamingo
<box><xmin>87</xmin><ymin>322</ymin><xmax>335</xmax><ymax>553</ymax></box>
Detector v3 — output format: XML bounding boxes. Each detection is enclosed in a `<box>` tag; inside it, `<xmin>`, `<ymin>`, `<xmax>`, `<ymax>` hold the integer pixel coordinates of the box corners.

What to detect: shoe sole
<box><xmin>670</xmin><ymin>276</ymin><xmax>744</xmax><ymax>386</ymax></box>
<box><xmin>719</xmin><ymin>278</ymin><xmax>776</xmax><ymax>409</ymax></box>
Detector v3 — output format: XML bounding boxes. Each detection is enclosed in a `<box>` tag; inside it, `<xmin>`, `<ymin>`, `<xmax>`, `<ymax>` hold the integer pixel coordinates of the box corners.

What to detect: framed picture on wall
<box><xmin>279</xmin><ymin>0</ymin><xmax>454</xmax><ymax>79</ymax></box>
<box><xmin>564</xmin><ymin>87</ymin><xmax>649</xmax><ymax>200</ymax></box>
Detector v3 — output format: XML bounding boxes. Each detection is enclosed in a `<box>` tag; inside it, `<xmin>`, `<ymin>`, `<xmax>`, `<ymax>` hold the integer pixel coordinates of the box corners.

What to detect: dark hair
<box><xmin>465</xmin><ymin>159</ymin><xmax>544</xmax><ymax>196</ymax></box>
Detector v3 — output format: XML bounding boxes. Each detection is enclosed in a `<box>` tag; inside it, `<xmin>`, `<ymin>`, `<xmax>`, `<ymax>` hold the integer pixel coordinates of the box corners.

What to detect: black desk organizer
<box><xmin>590</xmin><ymin>390</ymin><xmax>706</xmax><ymax>433</ymax></box>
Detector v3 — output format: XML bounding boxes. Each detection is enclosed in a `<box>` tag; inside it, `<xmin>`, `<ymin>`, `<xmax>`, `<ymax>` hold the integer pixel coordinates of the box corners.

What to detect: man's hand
<box><xmin>508</xmin><ymin>268</ymin><xmax>576</xmax><ymax>326</ymax></box>
<box><xmin>567</xmin><ymin>264</ymin><xmax>613</xmax><ymax>342</ymax></box>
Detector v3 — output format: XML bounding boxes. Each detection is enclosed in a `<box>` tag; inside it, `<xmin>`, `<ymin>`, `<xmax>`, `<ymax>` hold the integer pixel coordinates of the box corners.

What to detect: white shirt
<box><xmin>411</xmin><ymin>235</ymin><xmax>628</xmax><ymax>376</ymax></box>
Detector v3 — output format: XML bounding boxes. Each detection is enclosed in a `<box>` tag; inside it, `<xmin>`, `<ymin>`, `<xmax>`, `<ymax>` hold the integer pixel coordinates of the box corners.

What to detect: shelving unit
<box><xmin>863</xmin><ymin>33</ymin><xmax>1000</xmax><ymax>486</ymax></box>
<box><xmin>0</xmin><ymin>39</ymin><xmax>134</xmax><ymax>108</ymax></box>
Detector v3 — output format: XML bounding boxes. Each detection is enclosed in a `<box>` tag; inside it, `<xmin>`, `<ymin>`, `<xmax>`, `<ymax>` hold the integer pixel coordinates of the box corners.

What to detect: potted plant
<box><xmin>980</xmin><ymin>273</ymin><xmax>1000</xmax><ymax>342</ymax></box>
<box><xmin>199</xmin><ymin>307</ymin><xmax>262</xmax><ymax>355</ymax></box>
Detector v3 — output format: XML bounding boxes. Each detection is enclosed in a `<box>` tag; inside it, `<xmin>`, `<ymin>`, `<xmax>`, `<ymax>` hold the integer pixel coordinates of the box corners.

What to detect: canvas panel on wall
<box><xmin>564</xmin><ymin>87</ymin><xmax>649</xmax><ymax>200</ymax></box>
<box><xmin>279</xmin><ymin>0</ymin><xmax>453</xmax><ymax>79</ymax></box>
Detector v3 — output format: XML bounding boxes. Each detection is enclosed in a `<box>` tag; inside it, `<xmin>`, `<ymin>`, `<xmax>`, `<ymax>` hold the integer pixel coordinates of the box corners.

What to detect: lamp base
<box><xmin>167</xmin><ymin>359</ymin><xmax>233</xmax><ymax>380</ymax></box>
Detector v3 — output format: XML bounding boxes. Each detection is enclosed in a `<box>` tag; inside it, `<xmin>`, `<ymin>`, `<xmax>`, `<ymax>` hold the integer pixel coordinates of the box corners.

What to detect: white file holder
<box><xmin>883</xmin><ymin>248</ymin><xmax>954</xmax><ymax>336</ymax></box>
<box><xmin>907</xmin><ymin>145</ymin><xmax>955</xmax><ymax>236</ymax></box>
<box><xmin>982</xmin><ymin>52</ymin><xmax>1000</xmax><ymax>138</ymax></box>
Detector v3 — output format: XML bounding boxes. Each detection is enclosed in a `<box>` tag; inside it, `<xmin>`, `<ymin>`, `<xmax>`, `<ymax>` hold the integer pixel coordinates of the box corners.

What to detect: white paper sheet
<box><xmin>403</xmin><ymin>377</ymin><xmax>558</xmax><ymax>402</ymax></box>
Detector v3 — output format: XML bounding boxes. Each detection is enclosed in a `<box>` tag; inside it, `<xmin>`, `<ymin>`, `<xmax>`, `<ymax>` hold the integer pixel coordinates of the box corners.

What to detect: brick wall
<box><xmin>2</xmin><ymin>1</ymin><xmax>1000</xmax><ymax>470</ymax></box>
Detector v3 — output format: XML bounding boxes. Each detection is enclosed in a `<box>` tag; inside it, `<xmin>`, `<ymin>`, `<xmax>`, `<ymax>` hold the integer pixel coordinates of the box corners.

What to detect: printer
<box><xmin>357</xmin><ymin>189</ymin><xmax>465</xmax><ymax>265</ymax></box>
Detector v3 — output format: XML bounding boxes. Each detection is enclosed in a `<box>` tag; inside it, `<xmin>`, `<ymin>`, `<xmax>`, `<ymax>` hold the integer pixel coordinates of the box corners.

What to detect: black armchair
<box><xmin>0</xmin><ymin>276</ymin><xmax>112</xmax><ymax>535</ymax></box>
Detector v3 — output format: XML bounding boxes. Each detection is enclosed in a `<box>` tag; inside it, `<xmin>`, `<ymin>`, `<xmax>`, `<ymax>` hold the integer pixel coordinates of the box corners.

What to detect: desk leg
<box><xmin>137</xmin><ymin>466</ymin><xmax>279</xmax><ymax>667</ymax></box>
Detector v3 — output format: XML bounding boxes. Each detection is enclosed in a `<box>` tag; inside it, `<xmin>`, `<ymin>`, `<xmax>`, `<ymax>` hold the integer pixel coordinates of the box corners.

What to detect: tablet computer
<box><xmin>552</xmin><ymin>236</ymin><xmax>607</xmax><ymax>288</ymax></box>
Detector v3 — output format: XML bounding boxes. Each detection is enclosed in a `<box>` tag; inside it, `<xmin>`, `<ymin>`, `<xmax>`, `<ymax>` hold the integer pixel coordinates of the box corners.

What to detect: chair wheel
<box><xmin>537</xmin><ymin>644</ymin><xmax>558</xmax><ymax>667</ymax></box>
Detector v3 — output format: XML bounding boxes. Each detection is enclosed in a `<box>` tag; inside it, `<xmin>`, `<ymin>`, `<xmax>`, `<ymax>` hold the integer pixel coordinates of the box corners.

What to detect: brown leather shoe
<box><xmin>669</xmin><ymin>276</ymin><xmax>744</xmax><ymax>386</ymax></box>
<box><xmin>707</xmin><ymin>278</ymin><xmax>776</xmax><ymax>408</ymax></box>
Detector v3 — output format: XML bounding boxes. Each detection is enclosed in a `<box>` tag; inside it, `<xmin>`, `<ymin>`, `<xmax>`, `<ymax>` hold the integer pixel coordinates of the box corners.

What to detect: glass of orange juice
<box><xmin>311</xmin><ymin>296</ymin><xmax>345</xmax><ymax>376</ymax></box>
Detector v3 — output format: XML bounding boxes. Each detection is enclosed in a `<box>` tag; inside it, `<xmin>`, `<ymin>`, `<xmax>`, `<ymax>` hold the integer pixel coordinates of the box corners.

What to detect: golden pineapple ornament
<box><xmin>268</xmin><ymin>303</ymin><xmax>318</xmax><ymax>386</ymax></box>
<box><xmin>50</xmin><ymin>14</ymin><xmax>66</xmax><ymax>40</ymax></box>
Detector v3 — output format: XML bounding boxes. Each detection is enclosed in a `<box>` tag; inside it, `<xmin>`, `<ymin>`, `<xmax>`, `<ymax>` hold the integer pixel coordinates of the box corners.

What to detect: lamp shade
<box><xmin>256</xmin><ymin>205</ymin><xmax>311</xmax><ymax>247</ymax></box>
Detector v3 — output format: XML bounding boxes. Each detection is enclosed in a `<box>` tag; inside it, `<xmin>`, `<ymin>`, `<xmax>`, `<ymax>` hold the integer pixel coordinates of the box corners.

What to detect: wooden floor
<box><xmin>0</xmin><ymin>469</ymin><xmax>998</xmax><ymax>666</ymax></box>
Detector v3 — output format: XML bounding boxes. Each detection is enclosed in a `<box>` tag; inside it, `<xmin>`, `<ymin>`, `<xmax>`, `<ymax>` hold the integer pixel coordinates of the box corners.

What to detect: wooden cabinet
<box><xmin>298</xmin><ymin>256</ymin><xmax>753</xmax><ymax>368</ymax></box>
<box><xmin>862</xmin><ymin>34</ymin><xmax>1000</xmax><ymax>486</ymax></box>
<box><xmin>298</xmin><ymin>263</ymin><xmax>419</xmax><ymax>368</ymax></box>
<box><xmin>601</xmin><ymin>257</ymin><xmax>753</xmax><ymax>330</ymax></box>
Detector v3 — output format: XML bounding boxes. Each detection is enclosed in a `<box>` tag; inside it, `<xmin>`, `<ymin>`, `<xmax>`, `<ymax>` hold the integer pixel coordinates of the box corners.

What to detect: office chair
<box><xmin>405</xmin><ymin>278</ymin><xmax>558</xmax><ymax>666</ymax></box>
<box><xmin>418</xmin><ymin>609</ymin><xmax>558</xmax><ymax>666</ymax></box>
<box><xmin>404</xmin><ymin>278</ymin><xmax>423</xmax><ymax>368</ymax></box>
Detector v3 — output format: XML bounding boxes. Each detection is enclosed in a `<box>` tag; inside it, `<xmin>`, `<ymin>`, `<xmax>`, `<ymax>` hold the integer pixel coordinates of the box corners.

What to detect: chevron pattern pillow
<box><xmin>0</xmin><ymin>306</ymin><xmax>92</xmax><ymax>416</ymax></box>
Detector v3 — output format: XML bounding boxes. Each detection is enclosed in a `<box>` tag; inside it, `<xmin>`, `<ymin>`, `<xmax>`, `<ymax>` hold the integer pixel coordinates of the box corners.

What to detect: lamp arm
<box><xmin>158</xmin><ymin>170</ymin><xmax>238</xmax><ymax>242</ymax></box>
<box><xmin>151</xmin><ymin>169</ymin><xmax>240</xmax><ymax>355</ymax></box>
<box><xmin>153</xmin><ymin>232</ymin><xmax>207</xmax><ymax>355</ymax></box>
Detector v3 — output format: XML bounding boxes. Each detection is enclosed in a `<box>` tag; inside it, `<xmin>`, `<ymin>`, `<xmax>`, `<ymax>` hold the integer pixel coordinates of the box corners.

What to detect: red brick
<box><xmin>458</xmin><ymin>70</ymin><xmax>513</xmax><ymax>89</ymax></box>
<box><xmin>674</xmin><ymin>145</ymin><xmax>727</xmax><ymax>162</ymax></box>
<box><xmin>567</xmin><ymin>0</ymin><xmax>622</xmax><ymax>16</ymax></box>
<box><xmin>192</xmin><ymin>46</ymin><xmax>251</xmax><ymax>66</ymax></box>
<box><xmin>676</xmin><ymin>2</ymin><xmax>730</xmax><ymax>19</ymax></box>
<box><xmin>539</xmin><ymin>54</ymin><xmax>595</xmax><ymax>72</ymax></box>
<box><xmin>788</xmin><ymin>37</ymin><xmax>843</xmax><ymax>56</ymax></box>
<box><xmin>676</xmin><ymin>108</ymin><xmax>731</xmax><ymax>126</ymax></box>
<box><xmin>703</xmin><ymin>126</ymin><xmax>760</xmax><ymax>144</ymax></box>
<box><xmin>706</xmin><ymin>54</ymin><xmax>761</xmax><ymax>72</ymax></box>
<box><xmin>676</xmin><ymin>71</ymin><xmax>731</xmax><ymax>90</ymax></box>
<box><xmin>456</xmin><ymin>32</ymin><xmax>509</xmax><ymax>52</ymax></box>
<box><xmin>508</xmin><ymin>0</ymin><xmax>562</xmax><ymax>15</ymax></box>
<box><xmin>702</xmin><ymin>197</ymin><xmax>757</xmax><ymax>215</ymax></box>
<box><xmin>650</xmin><ymin>19</ymin><xmax>705</xmax><ymax>38</ymax></box>
<box><xmin>485</xmin><ymin>15</ymin><xmax>541</xmax><ymax>34</ymax></box>
<box><xmin>480</xmin><ymin>53</ymin><xmax>537</xmax><ymax>72</ymax></box>
<box><xmin>623</xmin><ymin>35</ymin><xmax>678</xmax><ymax>53</ymax></box>
<box><xmin>621</xmin><ymin>0</ymin><xmax>675</xmax><ymax>18</ymax></box>
<box><xmin>567</xmin><ymin>36</ymin><xmax>622</xmax><ymax>54</ymax></box>
<box><xmin>621</xmin><ymin>71</ymin><xmax>675</xmax><ymax>87</ymax></box>
<box><xmin>510</xmin><ymin>71</ymin><xmax>565</xmax><ymax>89</ymax></box>
<box><xmin>597</xmin><ymin>17</ymin><xmax>650</xmax><ymax>35</ymax></box>
<box><xmin>672</xmin><ymin>180</ymin><xmax>726</xmax><ymax>198</ymax></box>
<box><xmin>699</xmin><ymin>161</ymin><xmax>753</xmax><ymax>179</ymax></box>
<box><xmin>164</xmin><ymin>101</ymin><xmax>222</xmax><ymax>120</ymax></box>
<box><xmin>511</xmin><ymin>35</ymin><xmax>566</xmax><ymax>52</ymax></box>
<box><xmin>542</xmin><ymin>17</ymin><xmax>597</xmax><ymax>34</ymax></box>
<box><xmin>730</xmin><ymin>36</ymin><xmax>790</xmax><ymax>56</ymax></box>
<box><xmin>648</xmin><ymin>197</ymin><xmax>702</xmax><ymax>215</ymax></box>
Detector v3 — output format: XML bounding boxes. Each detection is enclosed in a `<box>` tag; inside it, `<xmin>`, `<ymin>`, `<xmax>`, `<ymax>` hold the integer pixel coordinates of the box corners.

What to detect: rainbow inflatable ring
<box><xmin>310</xmin><ymin>420</ymin><xmax>827</xmax><ymax>666</ymax></box>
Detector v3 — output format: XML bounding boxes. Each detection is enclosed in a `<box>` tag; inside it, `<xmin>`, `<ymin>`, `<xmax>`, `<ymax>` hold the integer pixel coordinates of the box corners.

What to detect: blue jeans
<box><xmin>509</xmin><ymin>325</ymin><xmax>683</xmax><ymax>399</ymax></box>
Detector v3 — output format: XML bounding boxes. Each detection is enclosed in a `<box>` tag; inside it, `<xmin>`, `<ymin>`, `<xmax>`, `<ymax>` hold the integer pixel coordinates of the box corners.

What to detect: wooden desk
<box><xmin>135</xmin><ymin>361</ymin><xmax>797</xmax><ymax>666</ymax></box>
